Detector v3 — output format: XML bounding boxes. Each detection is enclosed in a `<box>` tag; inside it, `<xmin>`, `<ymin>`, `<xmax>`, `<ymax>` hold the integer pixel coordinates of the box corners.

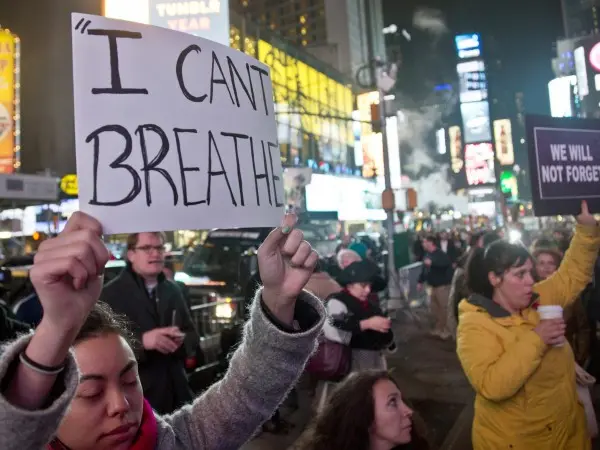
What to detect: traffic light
<box><xmin>382</xmin><ymin>188</ymin><xmax>395</xmax><ymax>210</ymax></box>
<box><xmin>406</xmin><ymin>188</ymin><xmax>417</xmax><ymax>211</ymax></box>
<box><xmin>370</xmin><ymin>103</ymin><xmax>382</xmax><ymax>133</ymax></box>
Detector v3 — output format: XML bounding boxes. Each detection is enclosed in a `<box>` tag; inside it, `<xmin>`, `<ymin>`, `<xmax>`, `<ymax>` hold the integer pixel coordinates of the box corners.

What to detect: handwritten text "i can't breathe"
<box><xmin>80</xmin><ymin>27</ymin><xmax>283</xmax><ymax>210</ymax></box>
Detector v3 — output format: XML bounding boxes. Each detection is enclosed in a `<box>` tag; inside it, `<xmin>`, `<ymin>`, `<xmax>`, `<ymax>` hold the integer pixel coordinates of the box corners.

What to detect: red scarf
<box><xmin>48</xmin><ymin>399</ymin><xmax>158</xmax><ymax>450</ymax></box>
<box><xmin>343</xmin><ymin>288</ymin><xmax>375</xmax><ymax>312</ymax></box>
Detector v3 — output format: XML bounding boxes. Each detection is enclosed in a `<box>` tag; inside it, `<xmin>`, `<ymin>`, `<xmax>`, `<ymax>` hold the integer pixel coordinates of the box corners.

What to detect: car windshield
<box><xmin>183</xmin><ymin>240</ymin><xmax>254</xmax><ymax>278</ymax></box>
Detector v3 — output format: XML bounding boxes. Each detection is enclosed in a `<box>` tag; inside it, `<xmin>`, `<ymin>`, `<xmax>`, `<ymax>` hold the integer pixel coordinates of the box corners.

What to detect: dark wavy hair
<box><xmin>457</xmin><ymin>231</ymin><xmax>501</xmax><ymax>269</ymax></box>
<box><xmin>466</xmin><ymin>240</ymin><xmax>531</xmax><ymax>299</ymax></box>
<box><xmin>74</xmin><ymin>302</ymin><xmax>138</xmax><ymax>352</ymax></box>
<box><xmin>297</xmin><ymin>371</ymin><xmax>431</xmax><ymax>450</ymax></box>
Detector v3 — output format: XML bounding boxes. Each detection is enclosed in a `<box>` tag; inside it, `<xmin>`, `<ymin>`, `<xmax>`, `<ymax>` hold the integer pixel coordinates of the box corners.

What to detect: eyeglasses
<box><xmin>134</xmin><ymin>245</ymin><xmax>165</xmax><ymax>254</ymax></box>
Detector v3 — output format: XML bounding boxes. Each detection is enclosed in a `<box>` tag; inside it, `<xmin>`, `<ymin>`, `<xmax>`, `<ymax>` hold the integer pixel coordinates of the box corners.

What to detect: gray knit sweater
<box><xmin>0</xmin><ymin>289</ymin><xmax>325</xmax><ymax>450</ymax></box>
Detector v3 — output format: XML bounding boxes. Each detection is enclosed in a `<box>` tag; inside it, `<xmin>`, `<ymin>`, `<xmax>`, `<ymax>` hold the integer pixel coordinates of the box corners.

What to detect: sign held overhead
<box><xmin>72</xmin><ymin>14</ymin><xmax>284</xmax><ymax>234</ymax></box>
<box><xmin>526</xmin><ymin>115</ymin><xmax>600</xmax><ymax>216</ymax></box>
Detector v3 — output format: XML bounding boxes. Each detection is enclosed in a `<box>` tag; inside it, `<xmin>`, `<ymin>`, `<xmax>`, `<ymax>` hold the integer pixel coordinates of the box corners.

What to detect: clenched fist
<box><xmin>30</xmin><ymin>212</ymin><xmax>110</xmax><ymax>334</ymax></box>
<box><xmin>258</xmin><ymin>214</ymin><xmax>319</xmax><ymax>326</ymax></box>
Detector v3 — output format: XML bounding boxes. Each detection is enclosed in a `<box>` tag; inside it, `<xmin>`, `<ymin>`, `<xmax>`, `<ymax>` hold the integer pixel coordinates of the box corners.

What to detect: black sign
<box><xmin>526</xmin><ymin>114</ymin><xmax>600</xmax><ymax>216</ymax></box>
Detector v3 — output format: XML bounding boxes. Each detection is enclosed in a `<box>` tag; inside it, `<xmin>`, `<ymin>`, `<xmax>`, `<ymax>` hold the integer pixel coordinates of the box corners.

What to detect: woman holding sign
<box><xmin>0</xmin><ymin>212</ymin><xmax>324</xmax><ymax>450</ymax></box>
<box><xmin>456</xmin><ymin>201</ymin><xmax>599</xmax><ymax>449</ymax></box>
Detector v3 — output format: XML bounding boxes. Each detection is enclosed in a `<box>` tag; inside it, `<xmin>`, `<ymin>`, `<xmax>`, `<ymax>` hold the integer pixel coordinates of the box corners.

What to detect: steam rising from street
<box><xmin>394</xmin><ymin>7</ymin><xmax>468</xmax><ymax>213</ymax></box>
<box><xmin>412</xmin><ymin>7</ymin><xmax>449</xmax><ymax>36</ymax></box>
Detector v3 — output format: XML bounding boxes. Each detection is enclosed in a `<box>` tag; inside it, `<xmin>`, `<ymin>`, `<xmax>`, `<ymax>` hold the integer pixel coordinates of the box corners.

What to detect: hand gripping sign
<box><xmin>72</xmin><ymin>14</ymin><xmax>284</xmax><ymax>234</ymax></box>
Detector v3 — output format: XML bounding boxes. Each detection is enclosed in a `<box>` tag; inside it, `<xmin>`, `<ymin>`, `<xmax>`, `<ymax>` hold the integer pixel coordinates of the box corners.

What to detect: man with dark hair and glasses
<box><xmin>100</xmin><ymin>232</ymin><xmax>198</xmax><ymax>414</ymax></box>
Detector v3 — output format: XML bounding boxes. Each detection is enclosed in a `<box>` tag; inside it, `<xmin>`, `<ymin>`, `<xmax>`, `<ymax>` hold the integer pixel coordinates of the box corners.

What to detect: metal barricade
<box><xmin>189</xmin><ymin>297</ymin><xmax>245</xmax><ymax>370</ymax></box>
<box><xmin>386</xmin><ymin>262</ymin><xmax>427</xmax><ymax>326</ymax></box>
<box><xmin>398</xmin><ymin>262</ymin><xmax>425</xmax><ymax>304</ymax></box>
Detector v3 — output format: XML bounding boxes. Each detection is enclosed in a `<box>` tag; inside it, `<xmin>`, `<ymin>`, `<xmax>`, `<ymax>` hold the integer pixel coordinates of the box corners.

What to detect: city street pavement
<box><xmin>385</xmin><ymin>309</ymin><xmax>474</xmax><ymax>450</ymax></box>
<box><xmin>242</xmin><ymin>304</ymin><xmax>476</xmax><ymax>450</ymax></box>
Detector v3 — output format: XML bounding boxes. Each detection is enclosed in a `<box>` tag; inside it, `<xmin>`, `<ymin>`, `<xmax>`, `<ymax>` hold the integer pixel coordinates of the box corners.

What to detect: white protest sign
<box><xmin>72</xmin><ymin>14</ymin><xmax>284</xmax><ymax>234</ymax></box>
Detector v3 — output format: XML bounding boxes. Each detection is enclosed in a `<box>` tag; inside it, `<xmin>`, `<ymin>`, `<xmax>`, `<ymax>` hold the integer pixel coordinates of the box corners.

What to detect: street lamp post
<box><xmin>360</xmin><ymin>1</ymin><xmax>402</xmax><ymax>305</ymax></box>
<box><xmin>355</xmin><ymin>73</ymin><xmax>402</xmax><ymax>304</ymax></box>
<box><xmin>375</xmin><ymin>66</ymin><xmax>401</xmax><ymax>303</ymax></box>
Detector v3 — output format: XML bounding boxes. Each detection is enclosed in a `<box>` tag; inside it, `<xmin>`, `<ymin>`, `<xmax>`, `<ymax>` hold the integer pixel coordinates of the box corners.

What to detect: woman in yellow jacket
<box><xmin>457</xmin><ymin>201</ymin><xmax>600</xmax><ymax>450</ymax></box>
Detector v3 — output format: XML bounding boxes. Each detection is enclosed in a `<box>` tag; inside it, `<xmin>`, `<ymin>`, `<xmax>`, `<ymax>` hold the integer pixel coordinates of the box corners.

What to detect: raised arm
<box><xmin>535</xmin><ymin>203</ymin><xmax>600</xmax><ymax>308</ymax></box>
<box><xmin>0</xmin><ymin>212</ymin><xmax>110</xmax><ymax>450</ymax></box>
<box><xmin>165</xmin><ymin>289</ymin><xmax>324</xmax><ymax>449</ymax></box>
<box><xmin>163</xmin><ymin>215</ymin><xmax>324</xmax><ymax>450</ymax></box>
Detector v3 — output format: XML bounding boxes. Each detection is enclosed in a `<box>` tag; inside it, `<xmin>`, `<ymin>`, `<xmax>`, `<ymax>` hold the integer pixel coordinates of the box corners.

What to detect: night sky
<box><xmin>382</xmin><ymin>0</ymin><xmax>564</xmax><ymax>115</ymax></box>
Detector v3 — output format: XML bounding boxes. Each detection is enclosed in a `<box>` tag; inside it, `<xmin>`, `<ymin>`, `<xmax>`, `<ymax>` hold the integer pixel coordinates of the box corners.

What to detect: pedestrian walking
<box><xmin>417</xmin><ymin>235</ymin><xmax>454</xmax><ymax>340</ymax></box>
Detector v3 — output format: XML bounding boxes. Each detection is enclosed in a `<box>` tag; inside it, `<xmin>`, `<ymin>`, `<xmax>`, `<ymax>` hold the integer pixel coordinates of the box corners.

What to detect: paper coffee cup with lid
<box><xmin>537</xmin><ymin>305</ymin><xmax>565</xmax><ymax>347</ymax></box>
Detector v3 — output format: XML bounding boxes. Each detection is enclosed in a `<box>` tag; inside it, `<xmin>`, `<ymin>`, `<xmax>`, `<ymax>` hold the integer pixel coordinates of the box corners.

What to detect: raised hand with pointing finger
<box><xmin>258</xmin><ymin>214</ymin><xmax>319</xmax><ymax>326</ymax></box>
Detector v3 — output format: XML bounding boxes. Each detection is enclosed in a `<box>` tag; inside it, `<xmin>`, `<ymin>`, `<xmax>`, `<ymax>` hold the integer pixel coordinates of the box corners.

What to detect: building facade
<box><xmin>234</xmin><ymin>0</ymin><xmax>385</xmax><ymax>78</ymax></box>
<box><xmin>0</xmin><ymin>0</ymin><xmax>104</xmax><ymax>177</ymax></box>
<box><xmin>0</xmin><ymin>0</ymin><xmax>390</xmax><ymax>237</ymax></box>
<box><xmin>227</xmin><ymin>11</ymin><xmax>358</xmax><ymax>173</ymax></box>
<box><xmin>550</xmin><ymin>34</ymin><xmax>600</xmax><ymax>118</ymax></box>
<box><xmin>0</xmin><ymin>0</ymin><xmax>360</xmax><ymax>178</ymax></box>
<box><xmin>561</xmin><ymin>0</ymin><xmax>600</xmax><ymax>38</ymax></box>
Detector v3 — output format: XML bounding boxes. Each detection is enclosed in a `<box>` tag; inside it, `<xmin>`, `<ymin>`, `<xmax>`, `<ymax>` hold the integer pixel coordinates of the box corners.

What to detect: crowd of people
<box><xmin>0</xmin><ymin>201</ymin><xmax>600</xmax><ymax>449</ymax></box>
<box><xmin>0</xmin><ymin>212</ymin><xmax>423</xmax><ymax>450</ymax></box>
<box><xmin>410</xmin><ymin>202</ymin><xmax>600</xmax><ymax>449</ymax></box>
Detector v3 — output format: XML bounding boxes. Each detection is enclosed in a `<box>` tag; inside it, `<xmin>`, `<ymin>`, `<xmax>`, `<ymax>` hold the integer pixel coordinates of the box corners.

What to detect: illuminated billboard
<box><xmin>461</xmin><ymin>101</ymin><xmax>491</xmax><ymax>144</ymax></box>
<box><xmin>548</xmin><ymin>76</ymin><xmax>576</xmax><ymax>117</ymax></box>
<box><xmin>590</xmin><ymin>42</ymin><xmax>600</xmax><ymax>72</ymax></box>
<box><xmin>104</xmin><ymin>1</ymin><xmax>230</xmax><ymax>46</ymax></box>
<box><xmin>258</xmin><ymin>40</ymin><xmax>354</xmax><ymax>155</ymax></box>
<box><xmin>465</xmin><ymin>143</ymin><xmax>496</xmax><ymax>186</ymax></box>
<box><xmin>457</xmin><ymin>60</ymin><xmax>487</xmax><ymax>103</ymax></box>
<box><xmin>455</xmin><ymin>34</ymin><xmax>481</xmax><ymax>59</ymax></box>
<box><xmin>448</xmin><ymin>126</ymin><xmax>463</xmax><ymax>173</ymax></box>
<box><xmin>575</xmin><ymin>46</ymin><xmax>589</xmax><ymax>98</ymax></box>
<box><xmin>436</xmin><ymin>128</ymin><xmax>446</xmax><ymax>155</ymax></box>
<box><xmin>456</xmin><ymin>60</ymin><xmax>485</xmax><ymax>74</ymax></box>
<box><xmin>352</xmin><ymin>111</ymin><xmax>363</xmax><ymax>166</ymax></box>
<box><xmin>0</xmin><ymin>30</ymin><xmax>18</xmax><ymax>174</ymax></box>
<box><xmin>104</xmin><ymin>0</ymin><xmax>149</xmax><ymax>23</ymax></box>
<box><xmin>493</xmin><ymin>119</ymin><xmax>514</xmax><ymax>166</ymax></box>
<box><xmin>500</xmin><ymin>170</ymin><xmax>518</xmax><ymax>200</ymax></box>
<box><xmin>149</xmin><ymin>0</ymin><xmax>230</xmax><ymax>46</ymax></box>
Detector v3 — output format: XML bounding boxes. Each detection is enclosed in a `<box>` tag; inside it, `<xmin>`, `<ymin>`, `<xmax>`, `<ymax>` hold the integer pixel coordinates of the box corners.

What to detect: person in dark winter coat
<box><xmin>325</xmin><ymin>260</ymin><xmax>393</xmax><ymax>371</ymax></box>
<box><xmin>100</xmin><ymin>232</ymin><xmax>199</xmax><ymax>415</ymax></box>
<box><xmin>418</xmin><ymin>236</ymin><xmax>454</xmax><ymax>339</ymax></box>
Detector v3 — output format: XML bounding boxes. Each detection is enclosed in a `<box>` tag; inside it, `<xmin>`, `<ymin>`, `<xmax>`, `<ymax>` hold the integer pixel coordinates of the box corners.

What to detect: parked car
<box><xmin>1</xmin><ymin>257</ymin><xmax>128</xmax><ymax>308</ymax></box>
